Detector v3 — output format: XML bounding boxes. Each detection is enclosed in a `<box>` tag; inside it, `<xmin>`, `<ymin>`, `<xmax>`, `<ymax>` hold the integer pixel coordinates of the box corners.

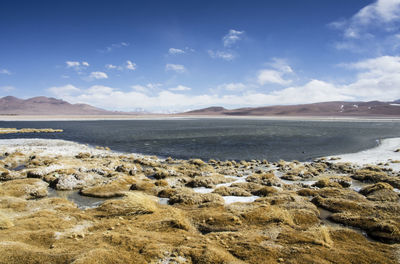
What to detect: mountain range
<box><xmin>0</xmin><ymin>96</ymin><xmax>127</xmax><ymax>115</ymax></box>
<box><xmin>183</xmin><ymin>100</ymin><xmax>400</xmax><ymax>117</ymax></box>
<box><xmin>1</xmin><ymin>96</ymin><xmax>400</xmax><ymax>117</ymax></box>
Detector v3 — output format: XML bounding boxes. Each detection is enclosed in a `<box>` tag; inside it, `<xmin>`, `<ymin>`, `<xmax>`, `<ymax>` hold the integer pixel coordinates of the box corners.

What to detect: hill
<box><xmin>182</xmin><ymin>100</ymin><xmax>400</xmax><ymax>117</ymax></box>
<box><xmin>0</xmin><ymin>96</ymin><xmax>131</xmax><ymax>115</ymax></box>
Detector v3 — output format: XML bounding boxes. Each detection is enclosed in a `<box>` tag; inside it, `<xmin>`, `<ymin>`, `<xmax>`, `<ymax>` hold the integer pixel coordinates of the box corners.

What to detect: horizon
<box><xmin>1</xmin><ymin>0</ymin><xmax>400</xmax><ymax>113</ymax></box>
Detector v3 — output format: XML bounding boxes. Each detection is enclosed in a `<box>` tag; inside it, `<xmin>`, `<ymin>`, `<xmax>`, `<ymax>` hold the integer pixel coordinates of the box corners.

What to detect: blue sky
<box><xmin>1</xmin><ymin>0</ymin><xmax>400</xmax><ymax>112</ymax></box>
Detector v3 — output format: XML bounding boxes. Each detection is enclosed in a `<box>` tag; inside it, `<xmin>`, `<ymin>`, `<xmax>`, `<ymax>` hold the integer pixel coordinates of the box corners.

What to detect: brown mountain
<box><xmin>0</xmin><ymin>96</ymin><xmax>133</xmax><ymax>115</ymax></box>
<box><xmin>182</xmin><ymin>100</ymin><xmax>400</xmax><ymax>117</ymax></box>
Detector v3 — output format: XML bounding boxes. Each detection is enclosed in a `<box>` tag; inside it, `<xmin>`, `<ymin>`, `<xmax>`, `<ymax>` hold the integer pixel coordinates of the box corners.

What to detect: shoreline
<box><xmin>1</xmin><ymin>136</ymin><xmax>399</xmax><ymax>169</ymax></box>
<box><xmin>1</xmin><ymin>114</ymin><xmax>400</xmax><ymax>122</ymax></box>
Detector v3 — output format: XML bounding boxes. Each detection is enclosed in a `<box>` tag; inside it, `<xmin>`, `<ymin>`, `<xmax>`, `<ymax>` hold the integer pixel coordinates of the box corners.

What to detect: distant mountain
<box><xmin>184</xmin><ymin>106</ymin><xmax>227</xmax><ymax>115</ymax></box>
<box><xmin>182</xmin><ymin>100</ymin><xmax>400</xmax><ymax>117</ymax></box>
<box><xmin>0</xmin><ymin>96</ymin><xmax>137</xmax><ymax>115</ymax></box>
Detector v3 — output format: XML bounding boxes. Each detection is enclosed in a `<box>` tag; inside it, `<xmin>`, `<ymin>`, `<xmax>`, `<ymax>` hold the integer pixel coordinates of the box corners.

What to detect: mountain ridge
<box><xmin>182</xmin><ymin>100</ymin><xmax>400</xmax><ymax>117</ymax></box>
<box><xmin>0</xmin><ymin>96</ymin><xmax>137</xmax><ymax>115</ymax></box>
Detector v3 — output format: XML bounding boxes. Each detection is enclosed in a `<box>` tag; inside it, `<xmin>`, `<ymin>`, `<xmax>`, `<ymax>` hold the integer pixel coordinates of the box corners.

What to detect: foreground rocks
<box><xmin>0</xmin><ymin>128</ymin><xmax>63</xmax><ymax>134</ymax></box>
<box><xmin>0</xmin><ymin>139</ymin><xmax>399</xmax><ymax>263</ymax></box>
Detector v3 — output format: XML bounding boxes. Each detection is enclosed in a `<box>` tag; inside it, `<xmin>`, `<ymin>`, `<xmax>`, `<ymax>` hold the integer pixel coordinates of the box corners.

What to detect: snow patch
<box><xmin>327</xmin><ymin>138</ymin><xmax>400</xmax><ymax>172</ymax></box>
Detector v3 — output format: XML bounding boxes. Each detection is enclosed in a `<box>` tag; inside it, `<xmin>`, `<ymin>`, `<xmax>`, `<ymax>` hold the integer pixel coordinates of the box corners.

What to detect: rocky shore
<box><xmin>0</xmin><ymin>138</ymin><xmax>399</xmax><ymax>263</ymax></box>
<box><xmin>0</xmin><ymin>128</ymin><xmax>63</xmax><ymax>134</ymax></box>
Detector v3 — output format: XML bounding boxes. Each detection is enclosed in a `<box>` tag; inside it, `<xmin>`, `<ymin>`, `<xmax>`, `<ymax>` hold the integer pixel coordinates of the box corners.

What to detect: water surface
<box><xmin>1</xmin><ymin>118</ymin><xmax>400</xmax><ymax>161</ymax></box>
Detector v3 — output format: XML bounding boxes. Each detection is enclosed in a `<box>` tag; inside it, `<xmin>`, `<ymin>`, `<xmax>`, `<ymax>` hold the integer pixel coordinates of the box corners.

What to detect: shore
<box><xmin>0</xmin><ymin>138</ymin><xmax>399</xmax><ymax>263</ymax></box>
<box><xmin>1</xmin><ymin>114</ymin><xmax>400</xmax><ymax>122</ymax></box>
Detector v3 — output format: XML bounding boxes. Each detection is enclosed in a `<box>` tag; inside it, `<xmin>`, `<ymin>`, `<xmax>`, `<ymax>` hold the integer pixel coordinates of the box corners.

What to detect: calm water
<box><xmin>1</xmin><ymin>118</ymin><xmax>400</xmax><ymax>161</ymax></box>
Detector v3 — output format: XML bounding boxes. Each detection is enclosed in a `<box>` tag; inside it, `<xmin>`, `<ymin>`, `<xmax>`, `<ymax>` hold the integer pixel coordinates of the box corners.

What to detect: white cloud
<box><xmin>208</xmin><ymin>50</ymin><xmax>235</xmax><ymax>61</ymax></box>
<box><xmin>169</xmin><ymin>85</ymin><xmax>191</xmax><ymax>91</ymax></box>
<box><xmin>50</xmin><ymin>55</ymin><xmax>400</xmax><ymax>112</ymax></box>
<box><xmin>131</xmin><ymin>85</ymin><xmax>148</xmax><ymax>93</ymax></box>
<box><xmin>217</xmin><ymin>83</ymin><xmax>247</xmax><ymax>91</ymax></box>
<box><xmin>89</xmin><ymin>71</ymin><xmax>108</xmax><ymax>80</ymax></box>
<box><xmin>269</xmin><ymin>58</ymin><xmax>293</xmax><ymax>73</ymax></box>
<box><xmin>47</xmin><ymin>84</ymin><xmax>81</xmax><ymax>96</ymax></box>
<box><xmin>0</xmin><ymin>69</ymin><xmax>11</xmax><ymax>75</ymax></box>
<box><xmin>105</xmin><ymin>64</ymin><xmax>118</xmax><ymax>69</ymax></box>
<box><xmin>223</xmin><ymin>29</ymin><xmax>244</xmax><ymax>47</ymax></box>
<box><xmin>165</xmin><ymin>63</ymin><xmax>186</xmax><ymax>73</ymax></box>
<box><xmin>257</xmin><ymin>70</ymin><xmax>292</xmax><ymax>86</ymax></box>
<box><xmin>126</xmin><ymin>60</ymin><xmax>137</xmax><ymax>71</ymax></box>
<box><xmin>0</xmin><ymin>86</ymin><xmax>15</xmax><ymax>92</ymax></box>
<box><xmin>98</xmin><ymin>42</ymin><xmax>129</xmax><ymax>53</ymax></box>
<box><xmin>330</xmin><ymin>0</ymin><xmax>400</xmax><ymax>52</ymax></box>
<box><xmin>131</xmin><ymin>83</ymin><xmax>162</xmax><ymax>93</ymax></box>
<box><xmin>354</xmin><ymin>0</ymin><xmax>400</xmax><ymax>25</ymax></box>
<box><xmin>66</xmin><ymin>61</ymin><xmax>80</xmax><ymax>68</ymax></box>
<box><xmin>168</xmin><ymin>48</ymin><xmax>185</xmax><ymax>54</ymax></box>
<box><xmin>65</xmin><ymin>61</ymin><xmax>89</xmax><ymax>70</ymax></box>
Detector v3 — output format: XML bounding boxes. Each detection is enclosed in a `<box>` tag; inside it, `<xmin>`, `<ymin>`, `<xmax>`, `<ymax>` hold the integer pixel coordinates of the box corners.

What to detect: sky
<box><xmin>1</xmin><ymin>0</ymin><xmax>400</xmax><ymax>112</ymax></box>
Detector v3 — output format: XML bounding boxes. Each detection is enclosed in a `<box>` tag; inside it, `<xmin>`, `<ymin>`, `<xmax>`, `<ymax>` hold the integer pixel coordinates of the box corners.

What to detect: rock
<box><xmin>0</xmin><ymin>178</ymin><xmax>48</xmax><ymax>199</ymax></box>
<box><xmin>353</xmin><ymin>169</ymin><xmax>400</xmax><ymax>188</ymax></box>
<box><xmin>75</xmin><ymin>152</ymin><xmax>91</xmax><ymax>159</ymax></box>
<box><xmin>188</xmin><ymin>159</ymin><xmax>206</xmax><ymax>166</ymax></box>
<box><xmin>0</xmin><ymin>168</ymin><xmax>25</xmax><ymax>181</ymax></box>
<box><xmin>213</xmin><ymin>186</ymin><xmax>252</xmax><ymax>197</ymax></box>
<box><xmin>246</xmin><ymin>172</ymin><xmax>280</xmax><ymax>186</ymax></box>
<box><xmin>359</xmin><ymin>182</ymin><xmax>399</xmax><ymax>202</ymax></box>
<box><xmin>251</xmin><ymin>186</ymin><xmax>278</xmax><ymax>197</ymax></box>
<box><xmin>360</xmin><ymin>182</ymin><xmax>393</xmax><ymax>195</ymax></box>
<box><xmin>80</xmin><ymin>176</ymin><xmax>135</xmax><ymax>198</ymax></box>
<box><xmin>313</xmin><ymin>176</ymin><xmax>351</xmax><ymax>189</ymax></box>
<box><xmin>130</xmin><ymin>180</ymin><xmax>156</xmax><ymax>195</ymax></box>
<box><xmin>96</xmin><ymin>192</ymin><xmax>158</xmax><ymax>216</ymax></box>
<box><xmin>186</xmin><ymin>174</ymin><xmax>230</xmax><ymax>188</ymax></box>
<box><xmin>169</xmin><ymin>189</ymin><xmax>224</xmax><ymax>206</ymax></box>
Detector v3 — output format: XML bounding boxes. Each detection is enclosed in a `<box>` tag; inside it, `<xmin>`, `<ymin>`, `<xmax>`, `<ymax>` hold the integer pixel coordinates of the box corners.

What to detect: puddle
<box><xmin>192</xmin><ymin>187</ymin><xmax>214</xmax><ymax>194</ymax></box>
<box><xmin>350</xmin><ymin>179</ymin><xmax>370</xmax><ymax>192</ymax></box>
<box><xmin>223</xmin><ymin>195</ymin><xmax>259</xmax><ymax>204</ymax></box>
<box><xmin>12</xmin><ymin>164</ymin><xmax>26</xmax><ymax>171</ymax></box>
<box><xmin>280</xmin><ymin>178</ymin><xmax>317</xmax><ymax>186</ymax></box>
<box><xmin>158</xmin><ymin>197</ymin><xmax>169</xmax><ymax>205</ymax></box>
<box><xmin>48</xmin><ymin>188</ymin><xmax>110</xmax><ymax>209</ymax></box>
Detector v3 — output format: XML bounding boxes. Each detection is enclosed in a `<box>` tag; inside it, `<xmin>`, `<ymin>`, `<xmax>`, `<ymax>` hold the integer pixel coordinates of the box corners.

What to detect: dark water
<box><xmin>1</xmin><ymin>118</ymin><xmax>400</xmax><ymax>161</ymax></box>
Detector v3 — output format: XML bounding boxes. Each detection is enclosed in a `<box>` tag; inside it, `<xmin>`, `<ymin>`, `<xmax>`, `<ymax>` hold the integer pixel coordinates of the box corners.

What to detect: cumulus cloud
<box><xmin>49</xmin><ymin>55</ymin><xmax>400</xmax><ymax>112</ymax></box>
<box><xmin>269</xmin><ymin>58</ymin><xmax>293</xmax><ymax>73</ymax></box>
<box><xmin>165</xmin><ymin>63</ymin><xmax>186</xmax><ymax>73</ymax></box>
<box><xmin>65</xmin><ymin>61</ymin><xmax>89</xmax><ymax>70</ymax></box>
<box><xmin>0</xmin><ymin>69</ymin><xmax>11</xmax><ymax>75</ymax></box>
<box><xmin>105</xmin><ymin>64</ymin><xmax>118</xmax><ymax>69</ymax></box>
<box><xmin>131</xmin><ymin>83</ymin><xmax>162</xmax><ymax>93</ymax></box>
<box><xmin>47</xmin><ymin>84</ymin><xmax>81</xmax><ymax>96</ymax></box>
<box><xmin>66</xmin><ymin>61</ymin><xmax>80</xmax><ymax>68</ymax></box>
<box><xmin>257</xmin><ymin>70</ymin><xmax>292</xmax><ymax>86</ymax></box>
<box><xmin>168</xmin><ymin>48</ymin><xmax>185</xmax><ymax>54</ymax></box>
<box><xmin>169</xmin><ymin>85</ymin><xmax>191</xmax><ymax>91</ymax></box>
<box><xmin>89</xmin><ymin>71</ymin><xmax>108</xmax><ymax>80</ymax></box>
<box><xmin>223</xmin><ymin>29</ymin><xmax>244</xmax><ymax>47</ymax></box>
<box><xmin>126</xmin><ymin>60</ymin><xmax>137</xmax><ymax>71</ymax></box>
<box><xmin>329</xmin><ymin>0</ymin><xmax>400</xmax><ymax>52</ymax></box>
<box><xmin>217</xmin><ymin>83</ymin><xmax>247</xmax><ymax>91</ymax></box>
<box><xmin>208</xmin><ymin>50</ymin><xmax>235</xmax><ymax>61</ymax></box>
